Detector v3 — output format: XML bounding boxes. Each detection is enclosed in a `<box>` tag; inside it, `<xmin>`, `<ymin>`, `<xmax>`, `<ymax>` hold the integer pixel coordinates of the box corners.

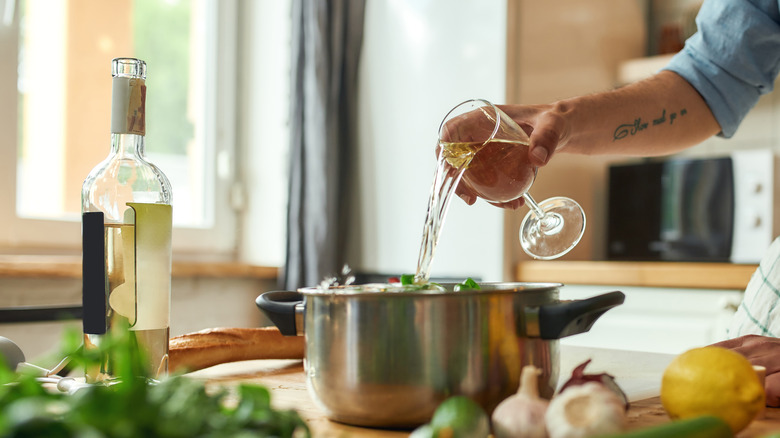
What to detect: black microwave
<box><xmin>606</xmin><ymin>151</ymin><xmax>775</xmax><ymax>263</ymax></box>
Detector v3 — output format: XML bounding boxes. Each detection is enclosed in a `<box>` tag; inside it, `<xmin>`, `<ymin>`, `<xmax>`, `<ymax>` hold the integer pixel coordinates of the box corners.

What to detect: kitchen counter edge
<box><xmin>516</xmin><ymin>260</ymin><xmax>756</xmax><ymax>290</ymax></box>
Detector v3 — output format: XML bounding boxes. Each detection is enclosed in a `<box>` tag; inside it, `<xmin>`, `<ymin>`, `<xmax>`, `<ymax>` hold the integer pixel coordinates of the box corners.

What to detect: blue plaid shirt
<box><xmin>664</xmin><ymin>0</ymin><xmax>780</xmax><ymax>138</ymax></box>
<box><xmin>729</xmin><ymin>237</ymin><xmax>780</xmax><ymax>337</ymax></box>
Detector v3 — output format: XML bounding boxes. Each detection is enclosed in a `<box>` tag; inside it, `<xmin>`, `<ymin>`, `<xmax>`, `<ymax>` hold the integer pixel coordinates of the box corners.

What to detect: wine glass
<box><xmin>437</xmin><ymin>99</ymin><xmax>585</xmax><ymax>259</ymax></box>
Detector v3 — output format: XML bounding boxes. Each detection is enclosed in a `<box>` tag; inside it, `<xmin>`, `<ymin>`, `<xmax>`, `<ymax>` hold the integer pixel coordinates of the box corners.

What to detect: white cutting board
<box><xmin>559</xmin><ymin>345</ymin><xmax>676</xmax><ymax>402</ymax></box>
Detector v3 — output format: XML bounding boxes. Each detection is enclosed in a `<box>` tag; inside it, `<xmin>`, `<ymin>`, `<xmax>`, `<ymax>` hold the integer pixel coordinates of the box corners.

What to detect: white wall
<box><xmin>351</xmin><ymin>0</ymin><xmax>508</xmax><ymax>281</ymax></box>
<box><xmin>237</xmin><ymin>0</ymin><xmax>291</xmax><ymax>267</ymax></box>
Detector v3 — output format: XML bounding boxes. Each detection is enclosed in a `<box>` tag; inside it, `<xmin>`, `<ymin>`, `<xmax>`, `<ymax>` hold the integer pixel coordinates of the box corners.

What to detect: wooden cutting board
<box><xmin>627</xmin><ymin>397</ymin><xmax>780</xmax><ymax>437</ymax></box>
<box><xmin>190</xmin><ymin>359</ymin><xmax>780</xmax><ymax>437</ymax></box>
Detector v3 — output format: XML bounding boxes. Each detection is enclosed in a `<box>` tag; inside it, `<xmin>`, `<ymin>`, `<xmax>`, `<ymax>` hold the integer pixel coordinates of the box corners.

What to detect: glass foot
<box><xmin>519</xmin><ymin>196</ymin><xmax>586</xmax><ymax>260</ymax></box>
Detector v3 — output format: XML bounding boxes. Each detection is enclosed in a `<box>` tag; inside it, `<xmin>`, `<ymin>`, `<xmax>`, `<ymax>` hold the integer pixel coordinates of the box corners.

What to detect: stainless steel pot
<box><xmin>256</xmin><ymin>282</ymin><xmax>623</xmax><ymax>428</ymax></box>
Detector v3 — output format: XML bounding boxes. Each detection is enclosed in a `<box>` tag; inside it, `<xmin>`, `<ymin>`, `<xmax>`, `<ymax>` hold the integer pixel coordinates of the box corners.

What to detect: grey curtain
<box><xmin>283</xmin><ymin>0</ymin><xmax>366</xmax><ymax>290</ymax></box>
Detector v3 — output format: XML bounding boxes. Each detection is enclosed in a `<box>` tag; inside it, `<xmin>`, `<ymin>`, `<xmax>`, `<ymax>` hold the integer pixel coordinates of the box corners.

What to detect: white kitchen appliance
<box><xmin>607</xmin><ymin>149</ymin><xmax>778</xmax><ymax>264</ymax></box>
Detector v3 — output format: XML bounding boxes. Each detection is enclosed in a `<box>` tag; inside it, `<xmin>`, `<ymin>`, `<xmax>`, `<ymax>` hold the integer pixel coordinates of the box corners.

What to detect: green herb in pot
<box><xmin>395</xmin><ymin>275</ymin><xmax>480</xmax><ymax>292</ymax></box>
<box><xmin>454</xmin><ymin>278</ymin><xmax>480</xmax><ymax>291</ymax></box>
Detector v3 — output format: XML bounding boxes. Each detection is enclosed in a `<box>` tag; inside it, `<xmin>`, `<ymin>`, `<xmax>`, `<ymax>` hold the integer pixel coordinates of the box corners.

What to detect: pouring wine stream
<box><xmin>413</xmin><ymin>145</ymin><xmax>473</xmax><ymax>284</ymax></box>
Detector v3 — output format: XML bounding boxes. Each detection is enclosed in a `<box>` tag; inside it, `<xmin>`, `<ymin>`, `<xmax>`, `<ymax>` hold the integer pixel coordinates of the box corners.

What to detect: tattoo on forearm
<box><xmin>613</xmin><ymin>108</ymin><xmax>688</xmax><ymax>141</ymax></box>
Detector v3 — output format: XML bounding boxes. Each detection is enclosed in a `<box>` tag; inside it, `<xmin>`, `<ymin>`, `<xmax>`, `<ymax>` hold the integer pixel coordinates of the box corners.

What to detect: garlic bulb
<box><xmin>558</xmin><ymin>359</ymin><xmax>628</xmax><ymax>410</ymax></box>
<box><xmin>545</xmin><ymin>382</ymin><xmax>626</xmax><ymax>438</ymax></box>
<box><xmin>491</xmin><ymin>365</ymin><xmax>549</xmax><ymax>438</ymax></box>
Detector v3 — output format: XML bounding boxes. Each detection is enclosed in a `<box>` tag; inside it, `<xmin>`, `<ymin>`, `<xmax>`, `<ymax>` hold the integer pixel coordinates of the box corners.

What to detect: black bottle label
<box><xmin>82</xmin><ymin>212</ymin><xmax>107</xmax><ymax>335</ymax></box>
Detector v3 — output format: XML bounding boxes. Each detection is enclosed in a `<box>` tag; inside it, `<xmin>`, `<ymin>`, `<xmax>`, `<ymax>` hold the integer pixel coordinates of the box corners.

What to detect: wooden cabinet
<box><xmin>503</xmin><ymin>1</ymin><xmax>649</xmax><ymax>277</ymax></box>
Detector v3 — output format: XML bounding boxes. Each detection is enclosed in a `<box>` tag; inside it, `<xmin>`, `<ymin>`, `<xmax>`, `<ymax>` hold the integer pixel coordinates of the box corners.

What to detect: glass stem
<box><xmin>523</xmin><ymin>193</ymin><xmax>563</xmax><ymax>233</ymax></box>
<box><xmin>523</xmin><ymin>193</ymin><xmax>546</xmax><ymax>219</ymax></box>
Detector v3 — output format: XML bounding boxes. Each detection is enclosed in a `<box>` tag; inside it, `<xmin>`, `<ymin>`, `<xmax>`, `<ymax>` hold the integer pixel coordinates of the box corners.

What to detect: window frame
<box><xmin>0</xmin><ymin>0</ymin><xmax>240</xmax><ymax>258</ymax></box>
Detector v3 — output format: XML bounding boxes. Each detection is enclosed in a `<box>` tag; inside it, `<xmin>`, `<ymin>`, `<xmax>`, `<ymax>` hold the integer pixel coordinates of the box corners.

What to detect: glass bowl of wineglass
<box><xmin>438</xmin><ymin>98</ymin><xmax>586</xmax><ymax>260</ymax></box>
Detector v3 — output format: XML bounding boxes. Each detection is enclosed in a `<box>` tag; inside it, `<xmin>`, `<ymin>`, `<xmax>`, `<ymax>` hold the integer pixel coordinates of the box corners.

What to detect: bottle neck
<box><xmin>110</xmin><ymin>74</ymin><xmax>146</xmax><ymax>159</ymax></box>
<box><xmin>110</xmin><ymin>132</ymin><xmax>145</xmax><ymax>158</ymax></box>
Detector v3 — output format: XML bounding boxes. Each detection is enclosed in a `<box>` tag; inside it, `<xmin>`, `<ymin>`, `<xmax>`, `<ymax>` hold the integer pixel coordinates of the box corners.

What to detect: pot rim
<box><xmin>297</xmin><ymin>281</ymin><xmax>563</xmax><ymax>297</ymax></box>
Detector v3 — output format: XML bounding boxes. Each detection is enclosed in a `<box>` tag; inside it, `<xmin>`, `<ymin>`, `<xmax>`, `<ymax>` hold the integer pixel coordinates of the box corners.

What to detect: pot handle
<box><xmin>537</xmin><ymin>291</ymin><xmax>625</xmax><ymax>340</ymax></box>
<box><xmin>255</xmin><ymin>291</ymin><xmax>303</xmax><ymax>336</ymax></box>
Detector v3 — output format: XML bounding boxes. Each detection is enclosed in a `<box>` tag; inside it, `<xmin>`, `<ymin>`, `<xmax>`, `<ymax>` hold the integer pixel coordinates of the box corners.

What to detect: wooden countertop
<box><xmin>189</xmin><ymin>346</ymin><xmax>780</xmax><ymax>437</ymax></box>
<box><xmin>516</xmin><ymin>261</ymin><xmax>757</xmax><ymax>290</ymax></box>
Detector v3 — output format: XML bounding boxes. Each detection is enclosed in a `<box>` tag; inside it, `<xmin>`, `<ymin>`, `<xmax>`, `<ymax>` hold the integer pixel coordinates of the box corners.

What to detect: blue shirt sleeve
<box><xmin>662</xmin><ymin>0</ymin><xmax>780</xmax><ymax>138</ymax></box>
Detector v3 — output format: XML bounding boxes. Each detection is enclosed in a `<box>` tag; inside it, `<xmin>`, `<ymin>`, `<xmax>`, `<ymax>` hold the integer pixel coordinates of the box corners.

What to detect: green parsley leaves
<box><xmin>0</xmin><ymin>327</ymin><xmax>309</xmax><ymax>438</ymax></box>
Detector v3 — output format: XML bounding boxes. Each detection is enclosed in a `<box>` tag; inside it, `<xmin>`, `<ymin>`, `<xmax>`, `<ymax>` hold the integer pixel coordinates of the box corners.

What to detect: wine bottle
<box><xmin>81</xmin><ymin>58</ymin><xmax>173</xmax><ymax>381</ymax></box>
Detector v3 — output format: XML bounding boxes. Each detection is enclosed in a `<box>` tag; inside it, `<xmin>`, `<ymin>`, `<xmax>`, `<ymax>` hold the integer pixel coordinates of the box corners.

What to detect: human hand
<box><xmin>438</xmin><ymin>102</ymin><xmax>569</xmax><ymax>209</ymax></box>
<box><xmin>451</xmin><ymin>150</ymin><xmax>530</xmax><ymax>210</ymax></box>
<box><xmin>438</xmin><ymin>102</ymin><xmax>570</xmax><ymax>166</ymax></box>
<box><xmin>496</xmin><ymin>103</ymin><xmax>570</xmax><ymax>167</ymax></box>
<box><xmin>710</xmin><ymin>335</ymin><xmax>780</xmax><ymax>407</ymax></box>
<box><xmin>437</xmin><ymin>106</ymin><xmax>529</xmax><ymax>209</ymax></box>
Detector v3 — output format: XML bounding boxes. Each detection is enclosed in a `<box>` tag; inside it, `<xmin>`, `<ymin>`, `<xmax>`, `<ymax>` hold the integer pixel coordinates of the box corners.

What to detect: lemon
<box><xmin>661</xmin><ymin>346</ymin><xmax>765</xmax><ymax>433</ymax></box>
<box><xmin>429</xmin><ymin>396</ymin><xmax>490</xmax><ymax>438</ymax></box>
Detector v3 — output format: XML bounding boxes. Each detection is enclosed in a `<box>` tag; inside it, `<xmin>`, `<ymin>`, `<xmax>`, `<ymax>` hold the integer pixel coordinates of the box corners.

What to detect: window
<box><xmin>0</xmin><ymin>0</ymin><xmax>240</xmax><ymax>256</ymax></box>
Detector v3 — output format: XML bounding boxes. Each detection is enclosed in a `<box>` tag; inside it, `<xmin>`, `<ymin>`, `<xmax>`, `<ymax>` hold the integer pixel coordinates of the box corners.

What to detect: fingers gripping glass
<box><xmin>438</xmin><ymin>99</ymin><xmax>586</xmax><ymax>259</ymax></box>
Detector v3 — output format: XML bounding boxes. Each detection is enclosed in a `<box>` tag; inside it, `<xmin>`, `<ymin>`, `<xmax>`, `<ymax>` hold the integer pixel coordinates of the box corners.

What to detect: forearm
<box><xmin>564</xmin><ymin>71</ymin><xmax>721</xmax><ymax>155</ymax></box>
<box><xmin>503</xmin><ymin>70</ymin><xmax>722</xmax><ymax>161</ymax></box>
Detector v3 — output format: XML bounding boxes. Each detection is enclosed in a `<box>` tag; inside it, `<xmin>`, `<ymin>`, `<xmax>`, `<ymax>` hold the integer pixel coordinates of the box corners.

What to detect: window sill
<box><xmin>0</xmin><ymin>255</ymin><xmax>278</xmax><ymax>280</ymax></box>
